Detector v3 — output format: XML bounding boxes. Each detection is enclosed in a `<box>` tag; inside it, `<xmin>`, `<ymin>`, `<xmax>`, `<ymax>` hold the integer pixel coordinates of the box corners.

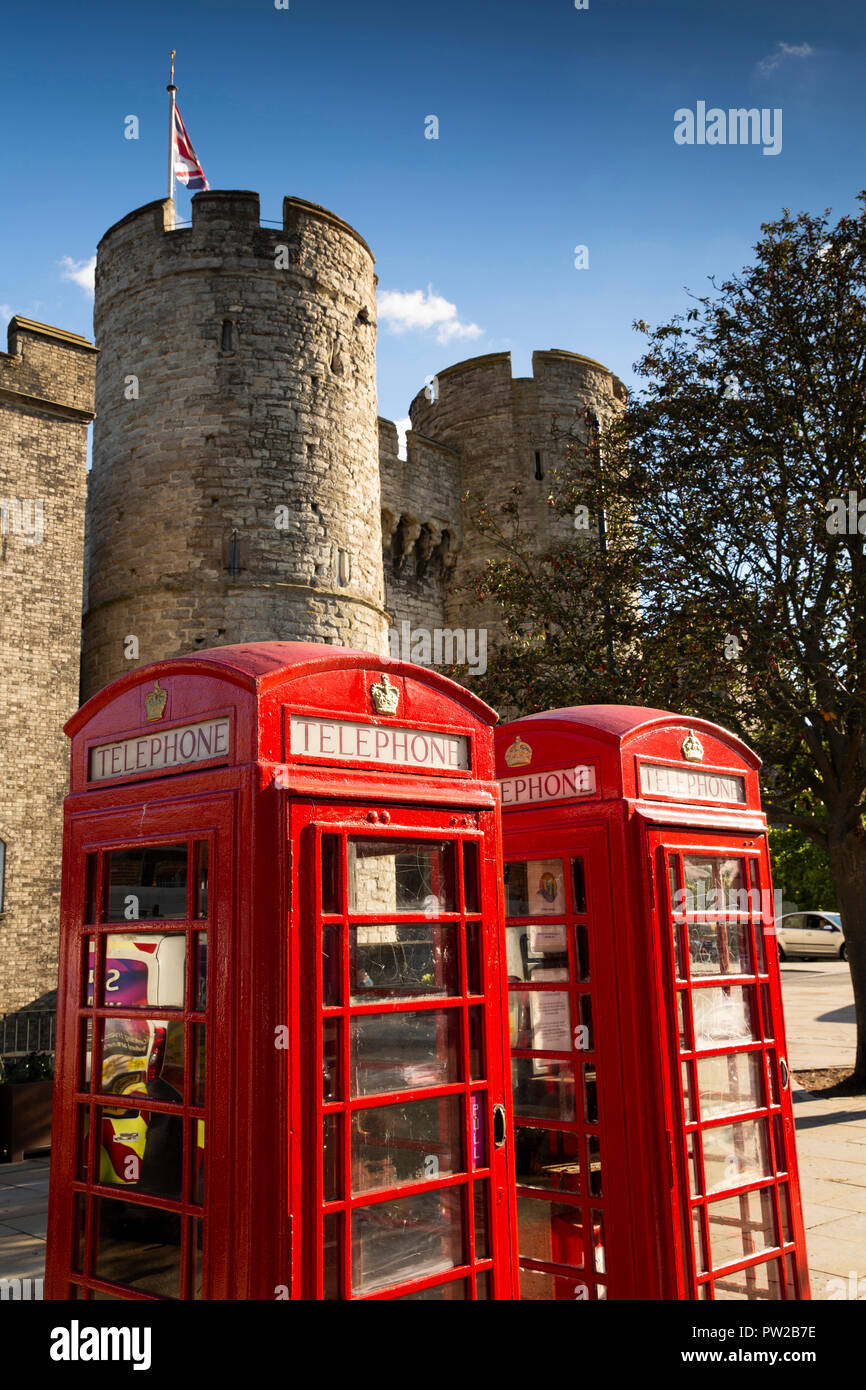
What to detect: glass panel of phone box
<box><xmin>505</xmin><ymin>856</ymin><xmax>606</xmax><ymax>1300</ymax></box>
<box><xmin>320</xmin><ymin>835</ymin><xmax>494</xmax><ymax>1300</ymax></box>
<box><xmin>73</xmin><ymin>842</ymin><xmax>208</xmax><ymax>1299</ymax></box>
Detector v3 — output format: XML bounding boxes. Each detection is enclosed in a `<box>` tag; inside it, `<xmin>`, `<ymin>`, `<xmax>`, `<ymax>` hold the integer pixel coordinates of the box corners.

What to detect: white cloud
<box><xmin>395</xmin><ymin>416</ymin><xmax>411</xmax><ymax>461</ymax></box>
<box><xmin>378</xmin><ymin>284</ymin><xmax>483</xmax><ymax>345</ymax></box>
<box><xmin>59</xmin><ymin>255</ymin><xmax>96</xmax><ymax>296</ymax></box>
<box><xmin>0</xmin><ymin>303</ymin><xmax>12</xmax><ymax>323</ymax></box>
<box><xmin>757</xmin><ymin>41</ymin><xmax>814</xmax><ymax>77</ymax></box>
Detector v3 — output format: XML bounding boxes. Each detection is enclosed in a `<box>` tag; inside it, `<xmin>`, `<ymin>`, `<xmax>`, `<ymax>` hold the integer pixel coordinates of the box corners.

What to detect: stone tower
<box><xmin>381</xmin><ymin>349</ymin><xmax>626</xmax><ymax>643</ymax></box>
<box><xmin>0</xmin><ymin>317</ymin><xmax>96</xmax><ymax>1009</ymax></box>
<box><xmin>82</xmin><ymin>191</ymin><xmax>386</xmax><ymax>699</ymax></box>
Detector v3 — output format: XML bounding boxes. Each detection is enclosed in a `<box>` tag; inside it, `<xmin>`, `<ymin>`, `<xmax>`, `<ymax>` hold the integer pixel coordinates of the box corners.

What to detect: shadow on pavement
<box><xmin>817</xmin><ymin>1004</ymin><xmax>856</xmax><ymax>1024</ymax></box>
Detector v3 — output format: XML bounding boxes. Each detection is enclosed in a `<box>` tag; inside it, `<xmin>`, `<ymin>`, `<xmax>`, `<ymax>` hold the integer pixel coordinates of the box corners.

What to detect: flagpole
<box><xmin>166</xmin><ymin>50</ymin><xmax>177</xmax><ymax>227</ymax></box>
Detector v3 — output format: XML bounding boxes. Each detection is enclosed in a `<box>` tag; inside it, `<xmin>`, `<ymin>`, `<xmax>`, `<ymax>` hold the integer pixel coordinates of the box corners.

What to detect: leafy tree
<box><xmin>769</xmin><ymin>827</ymin><xmax>837</xmax><ymax>912</ymax></box>
<box><xmin>470</xmin><ymin>196</ymin><xmax>866</xmax><ymax>1080</ymax></box>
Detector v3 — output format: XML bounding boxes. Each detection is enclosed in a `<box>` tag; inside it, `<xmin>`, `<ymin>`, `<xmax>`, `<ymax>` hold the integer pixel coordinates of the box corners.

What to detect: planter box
<box><xmin>0</xmin><ymin>1080</ymin><xmax>53</xmax><ymax>1163</ymax></box>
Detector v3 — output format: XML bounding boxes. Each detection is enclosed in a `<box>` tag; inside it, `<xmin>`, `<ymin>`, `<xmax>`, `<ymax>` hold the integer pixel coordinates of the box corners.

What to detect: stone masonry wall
<box><xmin>405</xmin><ymin>349</ymin><xmax>626</xmax><ymax>659</ymax></box>
<box><xmin>82</xmin><ymin>191</ymin><xmax>387</xmax><ymax>699</ymax></box>
<box><xmin>0</xmin><ymin>318</ymin><xmax>96</xmax><ymax>1010</ymax></box>
<box><xmin>378</xmin><ymin>417</ymin><xmax>462</xmax><ymax>645</ymax></box>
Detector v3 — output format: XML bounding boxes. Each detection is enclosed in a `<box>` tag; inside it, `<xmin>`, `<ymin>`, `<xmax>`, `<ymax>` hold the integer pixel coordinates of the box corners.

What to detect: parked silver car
<box><xmin>776</xmin><ymin>911</ymin><xmax>847</xmax><ymax>961</ymax></box>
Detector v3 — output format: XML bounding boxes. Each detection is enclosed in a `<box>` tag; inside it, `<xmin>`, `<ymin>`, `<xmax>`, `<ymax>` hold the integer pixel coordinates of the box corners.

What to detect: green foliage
<box><xmin>0</xmin><ymin>1051</ymin><xmax>54</xmax><ymax>1083</ymax></box>
<box><xmin>769</xmin><ymin>826</ymin><xmax>837</xmax><ymax>911</ymax></box>
<box><xmin>468</xmin><ymin>192</ymin><xmax>866</xmax><ymax>1077</ymax></box>
<box><xmin>471</xmin><ymin>195</ymin><xmax>866</xmax><ymax>852</ymax></box>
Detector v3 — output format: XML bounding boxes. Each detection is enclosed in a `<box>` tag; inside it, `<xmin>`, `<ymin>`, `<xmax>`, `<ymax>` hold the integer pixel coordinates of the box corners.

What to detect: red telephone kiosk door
<box><xmin>49</xmin><ymin>796</ymin><xmax>230</xmax><ymax>1301</ymax></box>
<box><xmin>290</xmin><ymin>800</ymin><xmax>511</xmax><ymax>1300</ymax></box>
<box><xmin>650</xmin><ymin>827</ymin><xmax>809</xmax><ymax>1301</ymax></box>
<box><xmin>502</xmin><ymin>823</ymin><xmax>626</xmax><ymax>1301</ymax></box>
<box><xmin>47</xmin><ymin>643</ymin><xmax>519</xmax><ymax>1301</ymax></box>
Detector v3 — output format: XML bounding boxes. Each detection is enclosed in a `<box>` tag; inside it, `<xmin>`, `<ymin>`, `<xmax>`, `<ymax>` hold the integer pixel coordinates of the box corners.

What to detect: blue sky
<box><xmin>2</xmin><ymin>0</ymin><xmax>864</xmax><ymax>430</ymax></box>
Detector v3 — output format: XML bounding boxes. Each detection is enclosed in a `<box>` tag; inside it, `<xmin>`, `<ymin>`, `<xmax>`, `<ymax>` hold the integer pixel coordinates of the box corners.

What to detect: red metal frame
<box><xmin>494</xmin><ymin>706</ymin><xmax>811</xmax><ymax>1302</ymax></box>
<box><xmin>504</xmin><ymin>823</ymin><xmax>631</xmax><ymax>1300</ymax></box>
<box><xmin>46</xmin><ymin>643</ymin><xmax>519</xmax><ymax>1301</ymax></box>
<box><xmin>290</xmin><ymin>803</ymin><xmax>513</xmax><ymax>1300</ymax></box>
<box><xmin>650</xmin><ymin>828</ymin><xmax>810</xmax><ymax>1300</ymax></box>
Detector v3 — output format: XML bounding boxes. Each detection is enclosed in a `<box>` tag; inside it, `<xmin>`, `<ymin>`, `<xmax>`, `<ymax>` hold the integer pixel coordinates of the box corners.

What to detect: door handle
<box><xmin>780</xmin><ymin>1058</ymin><xmax>789</xmax><ymax>1090</ymax></box>
<box><xmin>493</xmin><ymin>1104</ymin><xmax>507</xmax><ymax>1148</ymax></box>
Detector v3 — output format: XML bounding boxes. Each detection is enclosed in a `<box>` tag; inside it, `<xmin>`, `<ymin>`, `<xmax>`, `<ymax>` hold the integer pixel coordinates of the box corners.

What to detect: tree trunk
<box><xmin>826</xmin><ymin>826</ymin><xmax>866</xmax><ymax>1084</ymax></box>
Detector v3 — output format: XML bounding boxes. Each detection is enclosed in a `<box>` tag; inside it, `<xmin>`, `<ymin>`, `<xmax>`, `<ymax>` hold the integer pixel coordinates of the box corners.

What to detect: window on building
<box><xmin>220</xmin><ymin>320</ymin><xmax>236</xmax><ymax>352</ymax></box>
<box><xmin>534</xmin><ymin>451</ymin><xmax>544</xmax><ymax>481</ymax></box>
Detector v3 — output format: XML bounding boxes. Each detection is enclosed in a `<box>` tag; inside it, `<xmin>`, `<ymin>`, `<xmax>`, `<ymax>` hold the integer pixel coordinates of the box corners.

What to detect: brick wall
<box><xmin>0</xmin><ymin>318</ymin><xmax>96</xmax><ymax>1009</ymax></box>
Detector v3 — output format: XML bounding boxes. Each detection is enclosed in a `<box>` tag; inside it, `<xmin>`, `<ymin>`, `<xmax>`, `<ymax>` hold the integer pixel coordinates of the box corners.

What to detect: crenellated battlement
<box><xmin>409</xmin><ymin>347</ymin><xmax>624</xmax><ymax>436</ymax></box>
<box><xmin>99</xmin><ymin>191</ymin><xmax>375</xmax><ymax>256</ymax></box>
<box><xmin>95</xmin><ymin>192</ymin><xmax>377</xmax><ymax>328</ymax></box>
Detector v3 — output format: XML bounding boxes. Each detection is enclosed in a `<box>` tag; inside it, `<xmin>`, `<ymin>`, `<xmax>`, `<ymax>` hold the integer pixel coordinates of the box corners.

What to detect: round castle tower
<box><xmin>82</xmin><ymin>191</ymin><xmax>386</xmax><ymax>699</ymax></box>
<box><xmin>402</xmin><ymin>348</ymin><xmax>626</xmax><ymax>633</ymax></box>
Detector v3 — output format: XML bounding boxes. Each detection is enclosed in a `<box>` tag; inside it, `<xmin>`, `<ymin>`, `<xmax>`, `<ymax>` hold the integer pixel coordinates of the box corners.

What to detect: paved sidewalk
<box><xmin>782</xmin><ymin>960</ymin><xmax>865</xmax><ymax>1296</ymax></box>
<box><xmin>791</xmin><ymin>1085</ymin><xmax>866</xmax><ymax>1298</ymax></box>
<box><xmin>782</xmin><ymin>961</ymin><xmax>855</xmax><ymax>1071</ymax></box>
<box><xmin>0</xmin><ymin>1155</ymin><xmax>50</xmax><ymax>1288</ymax></box>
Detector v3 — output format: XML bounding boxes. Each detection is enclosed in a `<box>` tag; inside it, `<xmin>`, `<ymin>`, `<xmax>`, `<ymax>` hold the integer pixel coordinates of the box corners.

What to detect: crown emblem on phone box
<box><xmin>681</xmin><ymin>730</ymin><xmax>704</xmax><ymax>763</ymax></box>
<box><xmin>370</xmin><ymin>672</ymin><xmax>400</xmax><ymax>715</ymax></box>
<box><xmin>145</xmin><ymin>680</ymin><xmax>168</xmax><ymax>722</ymax></box>
<box><xmin>504</xmin><ymin>735</ymin><xmax>533</xmax><ymax>768</ymax></box>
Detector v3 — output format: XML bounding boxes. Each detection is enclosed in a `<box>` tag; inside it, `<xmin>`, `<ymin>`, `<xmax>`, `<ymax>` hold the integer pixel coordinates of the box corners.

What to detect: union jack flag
<box><xmin>173</xmin><ymin>104</ymin><xmax>208</xmax><ymax>191</ymax></box>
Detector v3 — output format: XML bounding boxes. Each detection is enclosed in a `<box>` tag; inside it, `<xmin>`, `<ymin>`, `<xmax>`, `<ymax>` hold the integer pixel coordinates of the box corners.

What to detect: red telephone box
<box><xmin>46</xmin><ymin>643</ymin><xmax>519</xmax><ymax>1301</ymax></box>
<box><xmin>494</xmin><ymin>706</ymin><xmax>810</xmax><ymax>1302</ymax></box>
